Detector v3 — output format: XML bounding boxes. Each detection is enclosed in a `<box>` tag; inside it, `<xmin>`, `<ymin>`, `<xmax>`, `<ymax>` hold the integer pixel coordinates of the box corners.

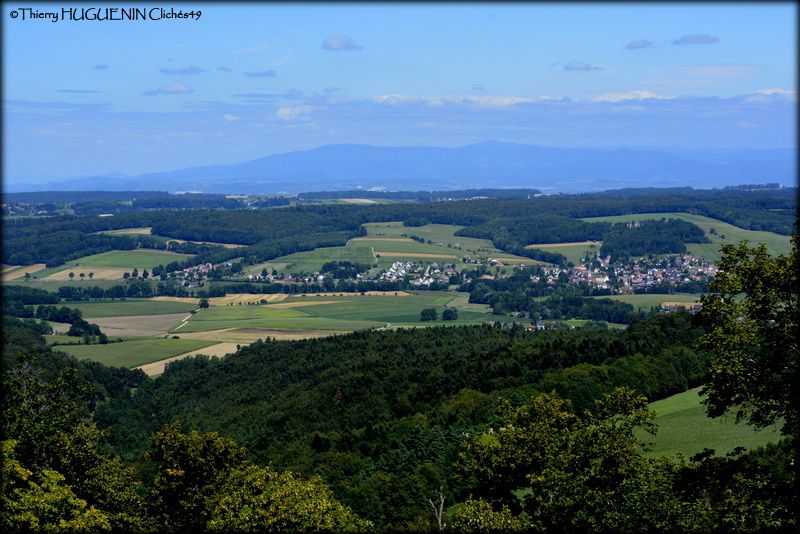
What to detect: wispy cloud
<box><xmin>222</xmin><ymin>114</ymin><xmax>240</xmax><ymax>122</ymax></box>
<box><xmin>276</xmin><ymin>105</ymin><xmax>314</xmax><ymax>120</ymax></box>
<box><xmin>563</xmin><ymin>61</ymin><xmax>603</xmax><ymax>71</ymax></box>
<box><xmin>142</xmin><ymin>83</ymin><xmax>194</xmax><ymax>96</ymax></box>
<box><xmin>680</xmin><ymin>64</ymin><xmax>759</xmax><ymax>78</ymax></box>
<box><xmin>217</xmin><ymin>66</ymin><xmax>233</xmax><ymax>73</ymax></box>
<box><xmin>57</xmin><ymin>89</ymin><xmax>101</xmax><ymax>94</ymax></box>
<box><xmin>160</xmin><ymin>65</ymin><xmax>206</xmax><ymax>75</ymax></box>
<box><xmin>229</xmin><ymin>43</ymin><xmax>270</xmax><ymax>54</ymax></box>
<box><xmin>673</xmin><ymin>34</ymin><xmax>719</xmax><ymax>45</ymax></box>
<box><xmin>373</xmin><ymin>94</ymin><xmax>536</xmax><ymax>107</ymax></box>
<box><xmin>625</xmin><ymin>39</ymin><xmax>653</xmax><ymax>50</ymax></box>
<box><xmin>322</xmin><ymin>35</ymin><xmax>363</xmax><ymax>51</ymax></box>
<box><xmin>94</xmin><ymin>64</ymin><xmax>109</xmax><ymax>70</ymax></box>
<box><xmin>244</xmin><ymin>70</ymin><xmax>277</xmax><ymax>78</ymax></box>
<box><xmin>593</xmin><ymin>90</ymin><xmax>672</xmax><ymax>103</ymax></box>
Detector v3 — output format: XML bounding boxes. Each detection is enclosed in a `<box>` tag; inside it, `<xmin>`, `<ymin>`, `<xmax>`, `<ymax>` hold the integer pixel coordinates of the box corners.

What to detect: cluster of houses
<box><xmin>379</xmin><ymin>261</ymin><xmax>457</xmax><ymax>286</ymax></box>
<box><xmin>524</xmin><ymin>254</ymin><xmax>717</xmax><ymax>293</ymax></box>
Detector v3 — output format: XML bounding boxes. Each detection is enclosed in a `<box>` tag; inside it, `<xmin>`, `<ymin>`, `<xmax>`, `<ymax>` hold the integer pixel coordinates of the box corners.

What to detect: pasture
<box><xmin>643</xmin><ymin>387</ymin><xmax>781</xmax><ymax>457</ymax></box>
<box><xmin>2</xmin><ymin>263</ymin><xmax>47</xmax><ymax>281</ymax></box>
<box><xmin>56</xmin><ymin>338</ymin><xmax>219</xmax><ymax>368</ymax></box>
<box><xmin>593</xmin><ymin>293</ymin><xmax>701</xmax><ymax>313</ymax></box>
<box><xmin>66</xmin><ymin>298</ymin><xmax>198</xmax><ymax>318</ymax></box>
<box><xmin>579</xmin><ymin>212</ymin><xmax>791</xmax><ymax>261</ymax></box>
<box><xmin>174</xmin><ymin>291</ymin><xmax>497</xmax><ymax>334</ymax></box>
<box><xmin>525</xmin><ymin>241</ymin><xmax>602</xmax><ymax>264</ymax></box>
<box><xmin>32</xmin><ymin>249</ymin><xmax>195</xmax><ymax>280</ymax></box>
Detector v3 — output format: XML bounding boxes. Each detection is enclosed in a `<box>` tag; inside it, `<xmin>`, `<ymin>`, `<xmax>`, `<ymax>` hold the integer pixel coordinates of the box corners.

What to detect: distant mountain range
<box><xmin>6</xmin><ymin>142</ymin><xmax>796</xmax><ymax>194</ymax></box>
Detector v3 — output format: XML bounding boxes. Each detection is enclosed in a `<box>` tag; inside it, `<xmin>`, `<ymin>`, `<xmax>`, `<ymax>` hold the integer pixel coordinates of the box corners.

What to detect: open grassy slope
<box><xmin>643</xmin><ymin>387</ymin><xmax>781</xmax><ymax>457</ymax></box>
<box><xmin>56</xmin><ymin>338</ymin><xmax>218</xmax><ymax>368</ymax></box>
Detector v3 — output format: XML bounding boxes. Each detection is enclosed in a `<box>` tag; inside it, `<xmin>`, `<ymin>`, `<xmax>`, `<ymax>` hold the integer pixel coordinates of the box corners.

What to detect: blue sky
<box><xmin>3</xmin><ymin>2</ymin><xmax>796</xmax><ymax>181</ymax></box>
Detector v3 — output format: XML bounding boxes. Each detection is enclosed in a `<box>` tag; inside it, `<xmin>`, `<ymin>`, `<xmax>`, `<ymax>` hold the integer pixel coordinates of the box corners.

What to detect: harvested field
<box><xmin>176</xmin><ymin>328</ymin><xmax>339</xmax><ymax>343</ymax></box>
<box><xmin>291</xmin><ymin>291</ymin><xmax>411</xmax><ymax>297</ymax></box>
<box><xmin>2</xmin><ymin>263</ymin><xmax>47</xmax><ymax>281</ymax></box>
<box><xmin>525</xmin><ymin>241</ymin><xmax>601</xmax><ymax>248</ymax></box>
<box><xmin>377</xmin><ymin>252</ymin><xmax>459</xmax><ymax>259</ymax></box>
<box><xmin>339</xmin><ymin>198</ymin><xmax>378</xmax><ymax>204</ymax></box>
<box><xmin>45</xmin><ymin>267</ymin><xmax>129</xmax><ymax>281</ymax></box>
<box><xmin>210</xmin><ymin>294</ymin><xmax>287</xmax><ymax>306</ymax></box>
<box><xmin>661</xmin><ymin>301</ymin><xmax>702</xmax><ymax>309</ymax></box>
<box><xmin>136</xmin><ymin>342</ymin><xmax>241</xmax><ymax>376</ymax></box>
<box><xmin>98</xmin><ymin>227</ymin><xmax>152</xmax><ymax>235</ymax></box>
<box><xmin>266</xmin><ymin>300</ymin><xmax>338</xmax><ymax>309</ymax></box>
<box><xmin>490</xmin><ymin>257</ymin><xmax>538</xmax><ymax>264</ymax></box>
<box><xmin>89</xmin><ymin>313</ymin><xmax>190</xmax><ymax>337</ymax></box>
<box><xmin>162</xmin><ymin>237</ymin><xmax>247</xmax><ymax>249</ymax></box>
<box><xmin>349</xmin><ymin>237</ymin><xmax>415</xmax><ymax>243</ymax></box>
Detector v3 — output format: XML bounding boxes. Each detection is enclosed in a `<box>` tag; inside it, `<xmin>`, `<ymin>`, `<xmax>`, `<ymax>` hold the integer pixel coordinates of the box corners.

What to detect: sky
<box><xmin>2</xmin><ymin>1</ymin><xmax>797</xmax><ymax>182</ymax></box>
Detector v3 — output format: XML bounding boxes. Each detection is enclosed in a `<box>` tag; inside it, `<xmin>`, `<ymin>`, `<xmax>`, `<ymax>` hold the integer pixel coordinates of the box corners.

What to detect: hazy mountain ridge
<box><xmin>6</xmin><ymin>142</ymin><xmax>795</xmax><ymax>194</ymax></box>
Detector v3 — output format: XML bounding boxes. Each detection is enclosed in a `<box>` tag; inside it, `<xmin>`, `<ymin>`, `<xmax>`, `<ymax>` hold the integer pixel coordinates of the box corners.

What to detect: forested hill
<box><xmin>98</xmin><ymin>313</ymin><xmax>708</xmax><ymax>527</ymax></box>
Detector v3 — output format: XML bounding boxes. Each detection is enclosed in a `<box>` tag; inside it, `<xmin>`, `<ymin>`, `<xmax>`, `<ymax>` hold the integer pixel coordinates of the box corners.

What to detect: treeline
<box><xmin>96</xmin><ymin>314</ymin><xmax>708</xmax><ymax>527</ymax></box>
<box><xmin>5</xmin><ymin>188</ymin><xmax>794</xmax><ymax>270</ymax></box>
<box><xmin>300</xmin><ymin>188</ymin><xmax>542</xmax><ymax>201</ymax></box>
<box><xmin>600</xmin><ymin>218</ymin><xmax>709</xmax><ymax>261</ymax></box>
<box><xmin>3</xmin><ymin>285</ymin><xmax>103</xmax><ymax>338</ymax></box>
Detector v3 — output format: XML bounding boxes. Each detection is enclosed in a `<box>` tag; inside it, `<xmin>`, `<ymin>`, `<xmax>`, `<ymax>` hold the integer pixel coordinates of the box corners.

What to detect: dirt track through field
<box><xmin>87</xmin><ymin>313</ymin><xmax>190</xmax><ymax>337</ymax></box>
<box><xmin>2</xmin><ymin>264</ymin><xmax>47</xmax><ymax>281</ymax></box>
<box><xmin>349</xmin><ymin>237</ymin><xmax>416</xmax><ymax>243</ymax></box>
<box><xmin>135</xmin><ymin>342</ymin><xmax>241</xmax><ymax>376</ymax></box>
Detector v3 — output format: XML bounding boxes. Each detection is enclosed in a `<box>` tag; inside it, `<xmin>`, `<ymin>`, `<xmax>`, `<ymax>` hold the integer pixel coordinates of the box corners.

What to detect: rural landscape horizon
<box><xmin>2</xmin><ymin>2</ymin><xmax>797</xmax><ymax>532</ymax></box>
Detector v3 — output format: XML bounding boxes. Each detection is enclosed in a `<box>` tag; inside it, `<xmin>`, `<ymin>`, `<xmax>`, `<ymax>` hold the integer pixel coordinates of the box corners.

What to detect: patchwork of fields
<box><xmin>580</xmin><ymin>212</ymin><xmax>791</xmax><ymax>262</ymax></box>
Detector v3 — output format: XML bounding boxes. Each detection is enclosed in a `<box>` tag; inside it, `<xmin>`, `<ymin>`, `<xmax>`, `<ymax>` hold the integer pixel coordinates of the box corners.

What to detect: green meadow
<box><xmin>526</xmin><ymin>242</ymin><xmax>602</xmax><ymax>264</ymax></box>
<box><xmin>642</xmin><ymin>387</ymin><xmax>781</xmax><ymax>457</ymax></box>
<box><xmin>592</xmin><ymin>293</ymin><xmax>702</xmax><ymax>313</ymax></box>
<box><xmin>175</xmin><ymin>292</ymin><xmax>498</xmax><ymax>333</ymax></box>
<box><xmin>56</xmin><ymin>338</ymin><xmax>218</xmax><ymax>368</ymax></box>
<box><xmin>580</xmin><ymin>212</ymin><xmax>791</xmax><ymax>262</ymax></box>
<box><xmin>63</xmin><ymin>298</ymin><xmax>198</xmax><ymax>318</ymax></box>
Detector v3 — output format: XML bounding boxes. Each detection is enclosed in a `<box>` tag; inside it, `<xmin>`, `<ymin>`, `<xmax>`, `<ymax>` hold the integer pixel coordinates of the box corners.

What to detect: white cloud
<box><xmin>142</xmin><ymin>82</ymin><xmax>193</xmax><ymax>96</ymax></box>
<box><xmin>276</xmin><ymin>105</ymin><xmax>313</xmax><ymax>120</ymax></box>
<box><xmin>593</xmin><ymin>90</ymin><xmax>673</xmax><ymax>103</ymax></box>
<box><xmin>753</xmin><ymin>87</ymin><xmax>794</xmax><ymax>96</ymax></box>
<box><xmin>222</xmin><ymin>114</ymin><xmax>240</xmax><ymax>122</ymax></box>
<box><xmin>372</xmin><ymin>94</ymin><xmax>535</xmax><ymax>107</ymax></box>
<box><xmin>322</xmin><ymin>35</ymin><xmax>362</xmax><ymax>51</ymax></box>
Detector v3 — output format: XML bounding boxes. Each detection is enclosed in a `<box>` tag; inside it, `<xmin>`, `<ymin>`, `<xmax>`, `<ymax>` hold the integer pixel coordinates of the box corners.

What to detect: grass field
<box><xmin>1</xmin><ymin>263</ymin><xmax>47</xmax><ymax>281</ymax></box>
<box><xmin>175</xmin><ymin>292</ymin><xmax>498</xmax><ymax>333</ymax></box>
<box><xmin>29</xmin><ymin>249</ymin><xmax>195</xmax><ymax>281</ymax></box>
<box><xmin>525</xmin><ymin>242</ymin><xmax>602</xmax><ymax>264</ymax></box>
<box><xmin>642</xmin><ymin>387</ymin><xmax>781</xmax><ymax>457</ymax></box>
<box><xmin>580</xmin><ymin>212</ymin><xmax>791</xmax><ymax>262</ymax></box>
<box><xmin>56</xmin><ymin>338</ymin><xmax>219</xmax><ymax>368</ymax></box>
<box><xmin>4</xmin><ymin>278</ymin><xmax>144</xmax><ymax>291</ymax></box>
<box><xmin>97</xmin><ymin>227</ymin><xmax>153</xmax><ymax>236</ymax></box>
<box><xmin>592</xmin><ymin>293</ymin><xmax>701</xmax><ymax>313</ymax></box>
<box><xmin>64</xmin><ymin>299</ymin><xmax>198</xmax><ymax>318</ymax></box>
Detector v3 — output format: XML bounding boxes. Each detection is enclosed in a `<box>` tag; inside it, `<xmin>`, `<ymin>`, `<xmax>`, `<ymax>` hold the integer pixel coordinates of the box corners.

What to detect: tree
<box><xmin>442</xmin><ymin>308</ymin><xmax>459</xmax><ymax>321</ymax></box>
<box><xmin>206</xmin><ymin>464</ymin><xmax>371</xmax><ymax>531</ymax></box>
<box><xmin>88</xmin><ymin>272</ymin><xmax>94</xmax><ymax>280</ymax></box>
<box><xmin>24</xmin><ymin>272</ymin><xmax>30</xmax><ymax>281</ymax></box>
<box><xmin>696</xmin><ymin>236</ymin><xmax>798</xmax><ymax>466</ymax></box>
<box><xmin>122</xmin><ymin>272</ymin><xmax>130</xmax><ymax>280</ymax></box>
<box><xmin>68</xmin><ymin>272</ymin><xmax>75</xmax><ymax>281</ymax></box>
<box><xmin>79</xmin><ymin>273</ymin><xmax>85</xmax><ymax>280</ymax></box>
<box><xmin>420</xmin><ymin>308</ymin><xmax>438</xmax><ymax>322</ymax></box>
<box><xmin>142</xmin><ymin>269</ymin><xmax>149</xmax><ymax>279</ymax></box>
<box><xmin>131</xmin><ymin>268</ymin><xmax>139</xmax><ymax>279</ymax></box>
<box><xmin>455</xmin><ymin>388</ymin><xmax>683</xmax><ymax>531</ymax></box>
<box><xmin>199</xmin><ymin>298</ymin><xmax>210</xmax><ymax>309</ymax></box>
<box><xmin>148</xmin><ymin>423</ymin><xmax>246</xmax><ymax>531</ymax></box>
